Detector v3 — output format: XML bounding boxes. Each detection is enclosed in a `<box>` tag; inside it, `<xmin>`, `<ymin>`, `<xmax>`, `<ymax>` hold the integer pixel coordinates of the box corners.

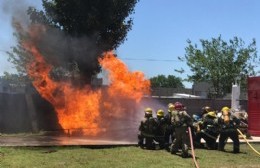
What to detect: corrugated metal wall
<box><xmin>248</xmin><ymin>76</ymin><xmax>260</xmax><ymax>136</ymax></box>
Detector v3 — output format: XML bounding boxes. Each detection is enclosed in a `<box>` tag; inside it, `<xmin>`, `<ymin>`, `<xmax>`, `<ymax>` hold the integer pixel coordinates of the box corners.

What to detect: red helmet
<box><xmin>174</xmin><ymin>102</ymin><xmax>184</xmax><ymax>110</ymax></box>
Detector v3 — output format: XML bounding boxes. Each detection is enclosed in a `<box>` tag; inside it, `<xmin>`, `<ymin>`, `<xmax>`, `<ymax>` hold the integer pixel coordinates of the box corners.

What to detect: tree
<box><xmin>1</xmin><ymin>72</ymin><xmax>27</xmax><ymax>85</ymax></box>
<box><xmin>9</xmin><ymin>0</ymin><xmax>139</xmax><ymax>85</ymax></box>
<box><xmin>150</xmin><ymin>75</ymin><xmax>184</xmax><ymax>88</ymax></box>
<box><xmin>183</xmin><ymin>35</ymin><xmax>259</xmax><ymax>97</ymax></box>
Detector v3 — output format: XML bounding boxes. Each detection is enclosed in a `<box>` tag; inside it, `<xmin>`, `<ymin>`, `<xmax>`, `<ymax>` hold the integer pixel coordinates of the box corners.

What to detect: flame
<box><xmin>99</xmin><ymin>52</ymin><xmax>150</xmax><ymax>102</ymax></box>
<box><xmin>24</xmin><ymin>41</ymin><xmax>101</xmax><ymax>135</ymax></box>
<box><xmin>22</xmin><ymin>24</ymin><xmax>151</xmax><ymax>136</ymax></box>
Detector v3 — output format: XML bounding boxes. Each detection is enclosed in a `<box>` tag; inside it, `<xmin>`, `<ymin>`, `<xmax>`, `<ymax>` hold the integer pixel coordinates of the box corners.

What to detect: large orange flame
<box><xmin>22</xmin><ymin>24</ymin><xmax>151</xmax><ymax>136</ymax></box>
<box><xmin>99</xmin><ymin>52</ymin><xmax>150</xmax><ymax>102</ymax></box>
<box><xmin>24</xmin><ymin>41</ymin><xmax>102</xmax><ymax>135</ymax></box>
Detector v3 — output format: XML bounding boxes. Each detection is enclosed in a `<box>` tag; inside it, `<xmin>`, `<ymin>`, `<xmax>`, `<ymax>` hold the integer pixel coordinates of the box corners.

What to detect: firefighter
<box><xmin>218</xmin><ymin>106</ymin><xmax>240</xmax><ymax>153</ymax></box>
<box><xmin>164</xmin><ymin>103</ymin><xmax>175</xmax><ymax>149</ymax></box>
<box><xmin>154</xmin><ymin>109</ymin><xmax>167</xmax><ymax>149</ymax></box>
<box><xmin>194</xmin><ymin>111</ymin><xmax>219</xmax><ymax>149</ymax></box>
<box><xmin>193</xmin><ymin>106</ymin><xmax>212</xmax><ymax>124</ymax></box>
<box><xmin>170</xmin><ymin>102</ymin><xmax>193</xmax><ymax>158</ymax></box>
<box><xmin>201</xmin><ymin>106</ymin><xmax>212</xmax><ymax>118</ymax></box>
<box><xmin>138</xmin><ymin>107</ymin><xmax>157</xmax><ymax>149</ymax></box>
<box><xmin>192</xmin><ymin>114</ymin><xmax>204</xmax><ymax>148</ymax></box>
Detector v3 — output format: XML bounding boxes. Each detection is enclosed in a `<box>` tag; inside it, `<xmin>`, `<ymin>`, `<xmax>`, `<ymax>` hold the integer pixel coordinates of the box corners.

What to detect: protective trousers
<box><xmin>170</xmin><ymin>126</ymin><xmax>189</xmax><ymax>157</ymax></box>
<box><xmin>218</xmin><ymin>129</ymin><xmax>239</xmax><ymax>153</ymax></box>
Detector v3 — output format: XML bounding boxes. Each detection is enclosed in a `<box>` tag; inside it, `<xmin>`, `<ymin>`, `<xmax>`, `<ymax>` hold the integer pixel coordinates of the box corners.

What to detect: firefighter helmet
<box><xmin>144</xmin><ymin>107</ymin><xmax>153</xmax><ymax>117</ymax></box>
<box><xmin>205</xmin><ymin>106</ymin><xmax>211</xmax><ymax>112</ymax></box>
<box><xmin>144</xmin><ymin>107</ymin><xmax>152</xmax><ymax>113</ymax></box>
<box><xmin>207</xmin><ymin>111</ymin><xmax>216</xmax><ymax>118</ymax></box>
<box><xmin>221</xmin><ymin>106</ymin><xmax>231</xmax><ymax>119</ymax></box>
<box><xmin>221</xmin><ymin>107</ymin><xmax>231</xmax><ymax>123</ymax></box>
<box><xmin>221</xmin><ymin>106</ymin><xmax>230</xmax><ymax>112</ymax></box>
<box><xmin>174</xmin><ymin>102</ymin><xmax>184</xmax><ymax>110</ymax></box>
<box><xmin>202</xmin><ymin>106</ymin><xmax>212</xmax><ymax>114</ymax></box>
<box><xmin>168</xmin><ymin>103</ymin><xmax>175</xmax><ymax>111</ymax></box>
<box><xmin>157</xmin><ymin>109</ymin><xmax>164</xmax><ymax>117</ymax></box>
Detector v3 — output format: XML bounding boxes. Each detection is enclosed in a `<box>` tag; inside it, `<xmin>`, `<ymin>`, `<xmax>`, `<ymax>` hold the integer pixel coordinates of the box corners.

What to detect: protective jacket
<box><xmin>170</xmin><ymin>110</ymin><xmax>192</xmax><ymax>157</ymax></box>
<box><xmin>218</xmin><ymin>114</ymin><xmax>240</xmax><ymax>153</ymax></box>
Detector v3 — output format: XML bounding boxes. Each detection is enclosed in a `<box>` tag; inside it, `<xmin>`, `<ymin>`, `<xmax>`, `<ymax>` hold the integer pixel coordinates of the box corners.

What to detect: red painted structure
<box><xmin>247</xmin><ymin>76</ymin><xmax>260</xmax><ymax>136</ymax></box>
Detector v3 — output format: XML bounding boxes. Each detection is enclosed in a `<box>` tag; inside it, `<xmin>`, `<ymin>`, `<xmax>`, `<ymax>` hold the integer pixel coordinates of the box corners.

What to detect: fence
<box><xmin>0</xmin><ymin>93</ymin><xmax>247</xmax><ymax>133</ymax></box>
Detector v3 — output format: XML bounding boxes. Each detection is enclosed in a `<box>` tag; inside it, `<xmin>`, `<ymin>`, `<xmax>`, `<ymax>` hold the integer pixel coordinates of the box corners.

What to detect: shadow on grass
<box><xmin>219</xmin><ymin>150</ymin><xmax>247</xmax><ymax>155</ymax></box>
<box><xmin>80</xmin><ymin>144</ymin><xmax>137</xmax><ymax>149</ymax></box>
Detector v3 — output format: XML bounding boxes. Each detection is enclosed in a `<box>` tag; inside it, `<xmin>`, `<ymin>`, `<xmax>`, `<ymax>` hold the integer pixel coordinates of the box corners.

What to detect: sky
<box><xmin>1</xmin><ymin>0</ymin><xmax>260</xmax><ymax>88</ymax></box>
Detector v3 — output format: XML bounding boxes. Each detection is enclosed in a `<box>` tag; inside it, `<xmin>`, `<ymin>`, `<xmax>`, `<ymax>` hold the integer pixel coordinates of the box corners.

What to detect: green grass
<box><xmin>1</xmin><ymin>144</ymin><xmax>260</xmax><ymax>168</ymax></box>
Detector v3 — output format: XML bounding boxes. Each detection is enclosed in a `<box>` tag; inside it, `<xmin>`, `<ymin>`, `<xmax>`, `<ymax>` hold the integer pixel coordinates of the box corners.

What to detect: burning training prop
<box><xmin>22</xmin><ymin>24</ymin><xmax>150</xmax><ymax>136</ymax></box>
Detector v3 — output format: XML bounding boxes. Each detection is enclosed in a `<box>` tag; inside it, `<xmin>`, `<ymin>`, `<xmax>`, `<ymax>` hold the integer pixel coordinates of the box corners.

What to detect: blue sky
<box><xmin>1</xmin><ymin>0</ymin><xmax>260</xmax><ymax>88</ymax></box>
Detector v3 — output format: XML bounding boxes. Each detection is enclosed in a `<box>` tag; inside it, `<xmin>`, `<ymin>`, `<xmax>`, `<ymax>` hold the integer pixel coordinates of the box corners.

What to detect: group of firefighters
<box><xmin>138</xmin><ymin>102</ymin><xmax>243</xmax><ymax>158</ymax></box>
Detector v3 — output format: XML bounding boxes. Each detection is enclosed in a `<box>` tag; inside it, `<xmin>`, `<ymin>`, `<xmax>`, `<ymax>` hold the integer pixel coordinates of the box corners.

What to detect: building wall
<box><xmin>148</xmin><ymin>97</ymin><xmax>247</xmax><ymax>115</ymax></box>
<box><xmin>151</xmin><ymin>87</ymin><xmax>192</xmax><ymax>97</ymax></box>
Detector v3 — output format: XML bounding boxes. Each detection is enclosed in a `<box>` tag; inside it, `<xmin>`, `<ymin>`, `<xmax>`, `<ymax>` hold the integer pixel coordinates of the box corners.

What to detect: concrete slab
<box><xmin>0</xmin><ymin>134</ymin><xmax>260</xmax><ymax>147</ymax></box>
<box><xmin>0</xmin><ymin>135</ymin><xmax>136</xmax><ymax>146</ymax></box>
<box><xmin>231</xmin><ymin>136</ymin><xmax>260</xmax><ymax>143</ymax></box>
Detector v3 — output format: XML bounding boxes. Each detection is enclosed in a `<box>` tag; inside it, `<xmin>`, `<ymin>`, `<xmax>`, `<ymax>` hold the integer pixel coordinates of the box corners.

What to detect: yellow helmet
<box><xmin>207</xmin><ymin>111</ymin><xmax>216</xmax><ymax>118</ymax></box>
<box><xmin>221</xmin><ymin>106</ymin><xmax>230</xmax><ymax>112</ymax></box>
<box><xmin>144</xmin><ymin>107</ymin><xmax>153</xmax><ymax>117</ymax></box>
<box><xmin>157</xmin><ymin>109</ymin><xmax>164</xmax><ymax>117</ymax></box>
<box><xmin>168</xmin><ymin>103</ymin><xmax>175</xmax><ymax>111</ymax></box>
<box><xmin>144</xmin><ymin>107</ymin><xmax>153</xmax><ymax>114</ymax></box>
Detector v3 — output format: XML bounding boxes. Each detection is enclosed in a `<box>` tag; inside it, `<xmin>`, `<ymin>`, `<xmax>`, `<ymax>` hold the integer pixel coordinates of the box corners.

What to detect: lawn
<box><xmin>1</xmin><ymin>144</ymin><xmax>260</xmax><ymax>168</ymax></box>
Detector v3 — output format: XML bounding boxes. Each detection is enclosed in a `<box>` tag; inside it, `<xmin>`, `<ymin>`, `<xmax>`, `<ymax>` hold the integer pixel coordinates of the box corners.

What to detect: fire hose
<box><xmin>188</xmin><ymin>127</ymin><xmax>200</xmax><ymax>168</ymax></box>
<box><xmin>237</xmin><ymin>129</ymin><xmax>260</xmax><ymax>157</ymax></box>
<box><xmin>201</xmin><ymin>130</ymin><xmax>218</xmax><ymax>140</ymax></box>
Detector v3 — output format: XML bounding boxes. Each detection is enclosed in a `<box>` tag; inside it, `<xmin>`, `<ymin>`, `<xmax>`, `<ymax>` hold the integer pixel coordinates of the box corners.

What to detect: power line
<box><xmin>119</xmin><ymin>57</ymin><xmax>260</xmax><ymax>65</ymax></box>
<box><xmin>119</xmin><ymin>57</ymin><xmax>182</xmax><ymax>62</ymax></box>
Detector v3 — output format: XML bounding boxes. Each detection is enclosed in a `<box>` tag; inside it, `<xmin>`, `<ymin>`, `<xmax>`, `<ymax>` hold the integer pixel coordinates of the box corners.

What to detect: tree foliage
<box><xmin>0</xmin><ymin>72</ymin><xmax>29</xmax><ymax>87</ymax></box>
<box><xmin>40</xmin><ymin>0</ymin><xmax>138</xmax><ymax>49</ymax></box>
<box><xmin>9</xmin><ymin>0</ymin><xmax>139</xmax><ymax>85</ymax></box>
<box><xmin>184</xmin><ymin>35</ymin><xmax>259</xmax><ymax>97</ymax></box>
<box><xmin>150</xmin><ymin>75</ymin><xmax>184</xmax><ymax>88</ymax></box>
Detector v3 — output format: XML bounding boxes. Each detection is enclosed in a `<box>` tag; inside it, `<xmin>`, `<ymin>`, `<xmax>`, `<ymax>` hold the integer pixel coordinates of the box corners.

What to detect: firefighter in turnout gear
<box><xmin>192</xmin><ymin>114</ymin><xmax>203</xmax><ymax>148</ymax></box>
<box><xmin>194</xmin><ymin>111</ymin><xmax>219</xmax><ymax>149</ymax></box>
<box><xmin>201</xmin><ymin>106</ymin><xmax>212</xmax><ymax>118</ymax></box>
<box><xmin>218</xmin><ymin>107</ymin><xmax>240</xmax><ymax>153</ymax></box>
<box><xmin>170</xmin><ymin>102</ymin><xmax>193</xmax><ymax>158</ymax></box>
<box><xmin>164</xmin><ymin>103</ymin><xmax>175</xmax><ymax>149</ymax></box>
<box><xmin>138</xmin><ymin>107</ymin><xmax>157</xmax><ymax>149</ymax></box>
<box><xmin>154</xmin><ymin>109</ymin><xmax>168</xmax><ymax>149</ymax></box>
